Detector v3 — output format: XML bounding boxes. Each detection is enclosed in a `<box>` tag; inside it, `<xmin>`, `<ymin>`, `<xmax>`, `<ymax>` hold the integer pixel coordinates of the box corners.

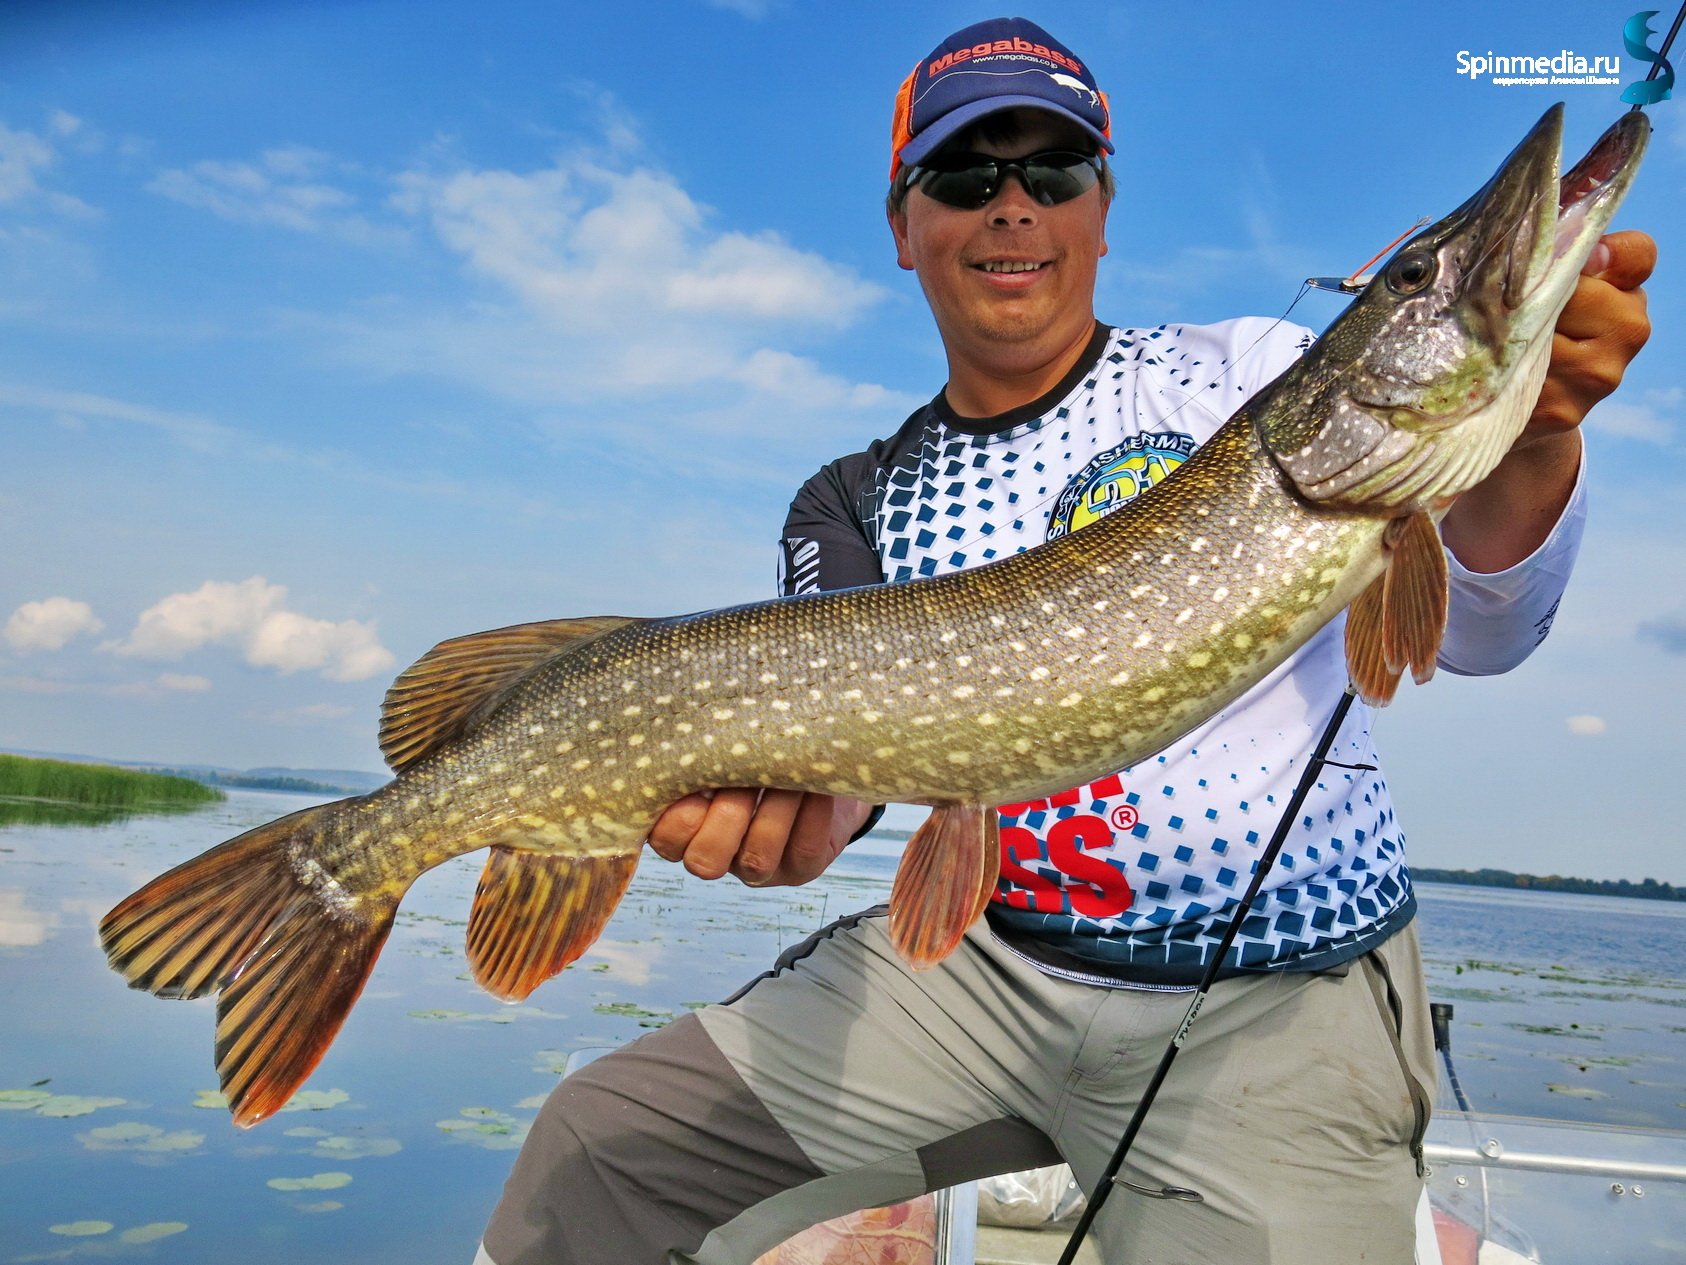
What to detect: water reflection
<box><xmin>0</xmin><ymin>795</ymin><xmax>211</xmax><ymax>829</ymax></box>
<box><xmin>0</xmin><ymin>792</ymin><xmax>1682</xmax><ymax>1264</ymax></box>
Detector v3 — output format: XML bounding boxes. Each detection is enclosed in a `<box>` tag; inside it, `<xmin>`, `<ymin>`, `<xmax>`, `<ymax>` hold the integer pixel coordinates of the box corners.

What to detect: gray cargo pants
<box><xmin>476</xmin><ymin>909</ymin><xmax>1433</xmax><ymax>1265</ymax></box>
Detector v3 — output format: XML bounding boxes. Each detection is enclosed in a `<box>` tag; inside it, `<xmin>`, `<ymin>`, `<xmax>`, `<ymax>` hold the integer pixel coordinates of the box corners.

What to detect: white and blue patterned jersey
<box><xmin>779</xmin><ymin>320</ymin><xmax>1585</xmax><ymax>985</ymax></box>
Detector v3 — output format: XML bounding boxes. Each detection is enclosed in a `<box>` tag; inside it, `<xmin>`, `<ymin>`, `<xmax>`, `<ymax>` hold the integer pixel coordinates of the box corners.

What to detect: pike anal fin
<box><xmin>466</xmin><ymin>848</ymin><xmax>640</xmax><ymax>1001</ymax></box>
<box><xmin>1346</xmin><ymin>511</ymin><xmax>1450</xmax><ymax>707</ymax></box>
<box><xmin>888</xmin><ymin>803</ymin><xmax>1000</xmax><ymax>970</ymax></box>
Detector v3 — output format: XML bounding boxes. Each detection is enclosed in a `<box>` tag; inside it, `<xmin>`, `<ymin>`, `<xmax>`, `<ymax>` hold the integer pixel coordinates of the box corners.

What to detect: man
<box><xmin>479</xmin><ymin>18</ymin><xmax>1653</xmax><ymax>1264</ymax></box>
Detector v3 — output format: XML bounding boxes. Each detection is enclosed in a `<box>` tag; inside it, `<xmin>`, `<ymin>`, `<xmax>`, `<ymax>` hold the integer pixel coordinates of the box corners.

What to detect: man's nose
<box><xmin>986</xmin><ymin>170</ymin><xmax>1041</xmax><ymax>225</ymax></box>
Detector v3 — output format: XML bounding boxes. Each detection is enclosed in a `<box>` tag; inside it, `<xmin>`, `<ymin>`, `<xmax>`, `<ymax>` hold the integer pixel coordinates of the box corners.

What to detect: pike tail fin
<box><xmin>466</xmin><ymin>848</ymin><xmax>639</xmax><ymax>1001</ymax></box>
<box><xmin>888</xmin><ymin>802</ymin><xmax>1000</xmax><ymax>970</ymax></box>
<box><xmin>99</xmin><ymin>799</ymin><xmax>398</xmax><ymax>1127</ymax></box>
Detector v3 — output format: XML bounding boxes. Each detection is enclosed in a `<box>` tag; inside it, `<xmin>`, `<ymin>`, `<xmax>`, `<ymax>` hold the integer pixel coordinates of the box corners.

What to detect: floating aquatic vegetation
<box><xmin>119</xmin><ymin>1222</ymin><xmax>188</xmax><ymax>1244</ymax></box>
<box><xmin>1545</xmin><ymin>1083</ymin><xmax>1611</xmax><ymax>1099</ymax></box>
<box><xmin>0</xmin><ymin>1089</ymin><xmax>127</xmax><ymax>1118</ymax></box>
<box><xmin>48</xmin><ymin>1221</ymin><xmax>113</xmax><ymax>1237</ymax></box>
<box><xmin>298</xmin><ymin>1201</ymin><xmax>344</xmax><ymax>1214</ymax></box>
<box><xmin>195</xmin><ymin>1087</ymin><xmax>349</xmax><ymax>1112</ymax></box>
<box><xmin>283</xmin><ymin>1126</ymin><xmax>330</xmax><ymax>1138</ymax></box>
<box><xmin>514</xmin><ymin>1095</ymin><xmax>549</xmax><ymax>1109</ymax></box>
<box><xmin>532</xmin><ymin>1050</ymin><xmax>571</xmax><ymax>1076</ymax></box>
<box><xmin>436</xmin><ymin>1106</ymin><xmax>531</xmax><ymax>1150</ymax></box>
<box><xmin>77</xmin><ymin>1121</ymin><xmax>204</xmax><ymax>1153</ymax></box>
<box><xmin>266</xmin><ymin>1172</ymin><xmax>352</xmax><ymax>1191</ymax></box>
<box><xmin>592</xmin><ymin>1000</ymin><xmax>672</xmax><ymax>1028</ymax></box>
<box><xmin>307</xmin><ymin>1134</ymin><xmax>402</xmax><ymax>1159</ymax></box>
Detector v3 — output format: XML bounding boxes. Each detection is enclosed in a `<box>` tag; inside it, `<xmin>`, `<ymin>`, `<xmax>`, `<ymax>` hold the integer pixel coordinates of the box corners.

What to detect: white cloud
<box><xmin>156</xmin><ymin>673</ymin><xmax>212</xmax><ymax>693</ymax></box>
<box><xmin>0</xmin><ymin>381</ymin><xmax>233</xmax><ymax>450</ymax></box>
<box><xmin>1588</xmin><ymin>387</ymin><xmax>1680</xmax><ymax>445</ymax></box>
<box><xmin>4</xmin><ymin>597</ymin><xmax>103</xmax><ymax>651</ymax></box>
<box><xmin>396</xmin><ymin>159</ymin><xmax>882</xmax><ymax>332</ymax></box>
<box><xmin>149</xmin><ymin>146</ymin><xmax>392</xmax><ymax>243</ymax></box>
<box><xmin>1565</xmin><ymin>714</ymin><xmax>1607</xmax><ymax>736</ymax></box>
<box><xmin>0</xmin><ymin>117</ymin><xmax>95</xmax><ymax>217</ymax></box>
<box><xmin>267</xmin><ymin>702</ymin><xmax>354</xmax><ymax>725</ymax></box>
<box><xmin>109</xmin><ymin>577</ymin><xmax>395</xmax><ymax>682</ymax></box>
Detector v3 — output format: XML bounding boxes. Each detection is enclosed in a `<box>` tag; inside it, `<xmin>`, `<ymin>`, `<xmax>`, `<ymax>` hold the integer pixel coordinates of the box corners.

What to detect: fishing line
<box><xmin>1053</xmin><ymin>688</ymin><xmax>1361</xmax><ymax>1265</ymax></box>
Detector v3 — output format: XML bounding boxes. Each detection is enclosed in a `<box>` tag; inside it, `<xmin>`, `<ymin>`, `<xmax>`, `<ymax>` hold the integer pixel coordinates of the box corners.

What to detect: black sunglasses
<box><xmin>905</xmin><ymin>149</ymin><xmax>1103</xmax><ymax>210</ymax></box>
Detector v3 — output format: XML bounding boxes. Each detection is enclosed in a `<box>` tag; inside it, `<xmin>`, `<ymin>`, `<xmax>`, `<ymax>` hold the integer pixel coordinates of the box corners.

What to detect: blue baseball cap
<box><xmin>890</xmin><ymin>17</ymin><xmax>1113</xmax><ymax>182</ymax></box>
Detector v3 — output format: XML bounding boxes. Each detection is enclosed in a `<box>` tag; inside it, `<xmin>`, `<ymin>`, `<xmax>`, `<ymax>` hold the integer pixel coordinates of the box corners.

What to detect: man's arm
<box><xmin>1439</xmin><ymin>230</ymin><xmax>1655</xmax><ymax>572</ymax></box>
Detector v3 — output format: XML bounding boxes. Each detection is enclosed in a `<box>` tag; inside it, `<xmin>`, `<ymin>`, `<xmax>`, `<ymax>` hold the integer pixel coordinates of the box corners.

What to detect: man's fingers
<box><xmin>732</xmin><ymin>789</ymin><xmax>806</xmax><ymax>885</ymax></box>
<box><xmin>678</xmin><ymin>788</ymin><xmax>760</xmax><ymax>880</ymax></box>
<box><xmin>769</xmin><ymin>793</ymin><xmax>845</xmax><ymax>887</ymax></box>
<box><xmin>647</xmin><ymin>791</ymin><xmax>714</xmax><ymax>861</ymax></box>
<box><xmin>1583</xmin><ymin>229</ymin><xmax>1656</xmax><ymax>291</ymax></box>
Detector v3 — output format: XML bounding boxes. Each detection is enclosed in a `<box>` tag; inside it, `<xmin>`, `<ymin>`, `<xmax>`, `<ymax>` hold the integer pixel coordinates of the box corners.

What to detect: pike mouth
<box><xmin>1551</xmin><ymin>113</ymin><xmax>1644</xmax><ymax>263</ymax></box>
<box><xmin>1506</xmin><ymin>110</ymin><xmax>1648</xmax><ymax>313</ymax></box>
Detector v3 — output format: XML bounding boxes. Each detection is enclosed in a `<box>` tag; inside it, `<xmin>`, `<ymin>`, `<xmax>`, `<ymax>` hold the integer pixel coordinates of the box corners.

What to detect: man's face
<box><xmin>889</xmin><ymin>110</ymin><xmax>1109</xmax><ymax>361</ymax></box>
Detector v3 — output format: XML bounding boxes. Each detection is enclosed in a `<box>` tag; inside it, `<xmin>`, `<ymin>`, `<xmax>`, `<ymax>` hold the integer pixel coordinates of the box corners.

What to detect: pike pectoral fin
<box><xmin>888</xmin><ymin>803</ymin><xmax>1000</xmax><ymax>971</ymax></box>
<box><xmin>379</xmin><ymin>617</ymin><xmax>643</xmax><ymax>773</ymax></box>
<box><xmin>466</xmin><ymin>848</ymin><xmax>640</xmax><ymax>1001</ymax></box>
<box><xmin>1346</xmin><ymin>512</ymin><xmax>1449</xmax><ymax>707</ymax></box>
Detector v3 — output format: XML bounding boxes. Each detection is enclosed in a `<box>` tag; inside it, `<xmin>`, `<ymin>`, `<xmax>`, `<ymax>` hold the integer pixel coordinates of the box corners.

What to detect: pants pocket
<box><xmin>1358</xmin><ymin>948</ymin><xmax>1434</xmax><ymax>1178</ymax></box>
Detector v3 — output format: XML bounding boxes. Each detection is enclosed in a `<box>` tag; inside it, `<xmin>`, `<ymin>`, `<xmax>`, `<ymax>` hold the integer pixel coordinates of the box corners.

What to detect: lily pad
<box><xmin>197</xmin><ymin>1087</ymin><xmax>349</xmax><ymax>1113</ymax></box>
<box><xmin>299</xmin><ymin>1201</ymin><xmax>344</xmax><ymax>1214</ymax></box>
<box><xmin>0</xmin><ymin>1089</ymin><xmax>52</xmax><ymax>1111</ymax></box>
<box><xmin>48</xmin><ymin>1221</ymin><xmax>113</xmax><ymax>1237</ymax></box>
<box><xmin>267</xmin><ymin>1172</ymin><xmax>353</xmax><ymax>1191</ymax></box>
<box><xmin>284</xmin><ymin>1126</ymin><xmax>331</xmax><ymax>1138</ymax></box>
<box><xmin>119</xmin><ymin>1222</ymin><xmax>188</xmax><ymax>1244</ymax></box>
<box><xmin>310</xmin><ymin>1135</ymin><xmax>401</xmax><ymax>1159</ymax></box>
<box><xmin>78</xmin><ymin>1122</ymin><xmax>204</xmax><ymax>1153</ymax></box>
<box><xmin>39</xmin><ymin>1095</ymin><xmax>127</xmax><ymax>1118</ymax></box>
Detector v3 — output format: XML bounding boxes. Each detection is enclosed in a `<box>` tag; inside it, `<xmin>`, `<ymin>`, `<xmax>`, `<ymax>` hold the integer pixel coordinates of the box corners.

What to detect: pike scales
<box><xmin>99</xmin><ymin>104</ymin><xmax>1646</xmax><ymax>1125</ymax></box>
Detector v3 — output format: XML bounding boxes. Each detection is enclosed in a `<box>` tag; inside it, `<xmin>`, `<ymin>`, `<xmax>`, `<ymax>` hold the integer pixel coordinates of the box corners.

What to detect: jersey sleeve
<box><xmin>1437</xmin><ymin>445</ymin><xmax>1588</xmax><ymax>676</ymax></box>
<box><xmin>777</xmin><ymin>455</ymin><xmax>886</xmax><ymax>597</ymax></box>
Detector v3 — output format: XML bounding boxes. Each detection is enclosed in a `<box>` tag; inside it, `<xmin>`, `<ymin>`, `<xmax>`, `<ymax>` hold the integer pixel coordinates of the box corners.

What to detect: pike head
<box><xmin>1263</xmin><ymin>104</ymin><xmax>1647</xmax><ymax>514</ymax></box>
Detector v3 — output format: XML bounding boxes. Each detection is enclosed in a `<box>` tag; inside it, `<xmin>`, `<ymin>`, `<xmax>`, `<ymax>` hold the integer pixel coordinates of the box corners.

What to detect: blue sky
<box><xmin>2</xmin><ymin>0</ymin><xmax>1682</xmax><ymax>880</ymax></box>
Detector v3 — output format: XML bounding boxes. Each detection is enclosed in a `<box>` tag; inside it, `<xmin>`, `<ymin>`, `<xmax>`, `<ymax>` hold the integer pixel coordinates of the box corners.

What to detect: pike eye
<box><xmin>1385</xmin><ymin>250</ymin><xmax>1437</xmax><ymax>296</ymax></box>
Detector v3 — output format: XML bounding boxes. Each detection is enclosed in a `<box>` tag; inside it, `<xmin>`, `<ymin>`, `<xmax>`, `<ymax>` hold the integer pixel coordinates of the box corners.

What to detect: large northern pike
<box><xmin>103</xmin><ymin>105</ymin><xmax>1645</xmax><ymax>1125</ymax></box>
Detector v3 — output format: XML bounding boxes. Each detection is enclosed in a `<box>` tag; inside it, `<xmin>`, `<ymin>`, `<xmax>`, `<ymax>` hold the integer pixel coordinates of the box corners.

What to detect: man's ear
<box><xmin>888</xmin><ymin>203</ymin><xmax>915</xmax><ymax>272</ymax></box>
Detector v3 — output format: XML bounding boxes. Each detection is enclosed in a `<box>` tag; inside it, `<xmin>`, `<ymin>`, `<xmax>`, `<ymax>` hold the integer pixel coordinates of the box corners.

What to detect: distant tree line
<box><xmin>1413</xmin><ymin>866</ymin><xmax>1684</xmax><ymax>903</ymax></box>
<box><xmin>151</xmin><ymin>769</ymin><xmax>357</xmax><ymax>796</ymax></box>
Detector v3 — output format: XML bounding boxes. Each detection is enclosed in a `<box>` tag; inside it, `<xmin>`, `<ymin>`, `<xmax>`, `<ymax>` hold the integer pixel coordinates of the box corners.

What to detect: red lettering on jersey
<box><xmin>1089</xmin><ymin>772</ymin><xmax>1124</xmax><ymax>800</ymax></box>
<box><xmin>1047</xmin><ymin>816</ymin><xmax>1133</xmax><ymax>917</ymax></box>
<box><xmin>997</xmin><ymin>824</ymin><xmax>1063</xmax><ymax>912</ymax></box>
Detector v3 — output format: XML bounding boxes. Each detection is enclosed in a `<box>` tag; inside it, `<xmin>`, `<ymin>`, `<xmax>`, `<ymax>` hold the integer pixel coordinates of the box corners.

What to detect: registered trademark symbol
<box><xmin>1109</xmin><ymin>804</ymin><xmax>1139</xmax><ymax>831</ymax></box>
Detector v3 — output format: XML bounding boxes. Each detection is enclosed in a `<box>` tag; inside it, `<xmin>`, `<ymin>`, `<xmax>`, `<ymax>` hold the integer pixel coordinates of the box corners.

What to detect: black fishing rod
<box><xmin>1053</xmin><ymin>688</ymin><xmax>1363</xmax><ymax>1265</ymax></box>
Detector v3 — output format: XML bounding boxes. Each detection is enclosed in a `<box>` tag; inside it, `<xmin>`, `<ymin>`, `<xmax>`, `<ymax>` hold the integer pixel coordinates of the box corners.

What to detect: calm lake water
<box><xmin>2</xmin><ymin>791</ymin><xmax>1683</xmax><ymax>1262</ymax></box>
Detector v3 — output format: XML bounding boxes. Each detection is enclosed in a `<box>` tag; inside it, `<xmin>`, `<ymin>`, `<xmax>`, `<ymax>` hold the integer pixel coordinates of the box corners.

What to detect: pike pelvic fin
<box><xmin>98</xmin><ymin>798</ymin><xmax>396</xmax><ymax>1127</ymax></box>
<box><xmin>466</xmin><ymin>847</ymin><xmax>639</xmax><ymax>1001</ymax></box>
<box><xmin>379</xmin><ymin>617</ymin><xmax>643</xmax><ymax>773</ymax></box>
<box><xmin>888</xmin><ymin>803</ymin><xmax>1000</xmax><ymax>970</ymax></box>
<box><xmin>1345</xmin><ymin>512</ymin><xmax>1449</xmax><ymax>707</ymax></box>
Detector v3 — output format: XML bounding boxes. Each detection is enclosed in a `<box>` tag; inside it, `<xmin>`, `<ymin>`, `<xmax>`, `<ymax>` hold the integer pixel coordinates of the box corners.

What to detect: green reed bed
<box><xmin>0</xmin><ymin>754</ymin><xmax>223</xmax><ymax>826</ymax></box>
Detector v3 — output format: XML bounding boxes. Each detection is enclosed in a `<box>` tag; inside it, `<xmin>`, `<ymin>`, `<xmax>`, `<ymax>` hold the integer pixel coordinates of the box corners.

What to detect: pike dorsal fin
<box><xmin>379</xmin><ymin>617</ymin><xmax>642</xmax><ymax>773</ymax></box>
<box><xmin>1345</xmin><ymin>512</ymin><xmax>1448</xmax><ymax>707</ymax></box>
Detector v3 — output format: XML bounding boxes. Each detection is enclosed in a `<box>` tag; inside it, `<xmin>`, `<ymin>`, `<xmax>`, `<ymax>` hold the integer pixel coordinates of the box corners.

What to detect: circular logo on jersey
<box><xmin>1047</xmin><ymin>432</ymin><xmax>1197</xmax><ymax>540</ymax></box>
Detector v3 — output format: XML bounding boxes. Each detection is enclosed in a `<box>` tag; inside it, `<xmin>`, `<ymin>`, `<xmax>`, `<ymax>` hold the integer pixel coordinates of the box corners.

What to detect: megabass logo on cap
<box><xmin>928</xmin><ymin>36</ymin><xmax>1085</xmax><ymax>78</ymax></box>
